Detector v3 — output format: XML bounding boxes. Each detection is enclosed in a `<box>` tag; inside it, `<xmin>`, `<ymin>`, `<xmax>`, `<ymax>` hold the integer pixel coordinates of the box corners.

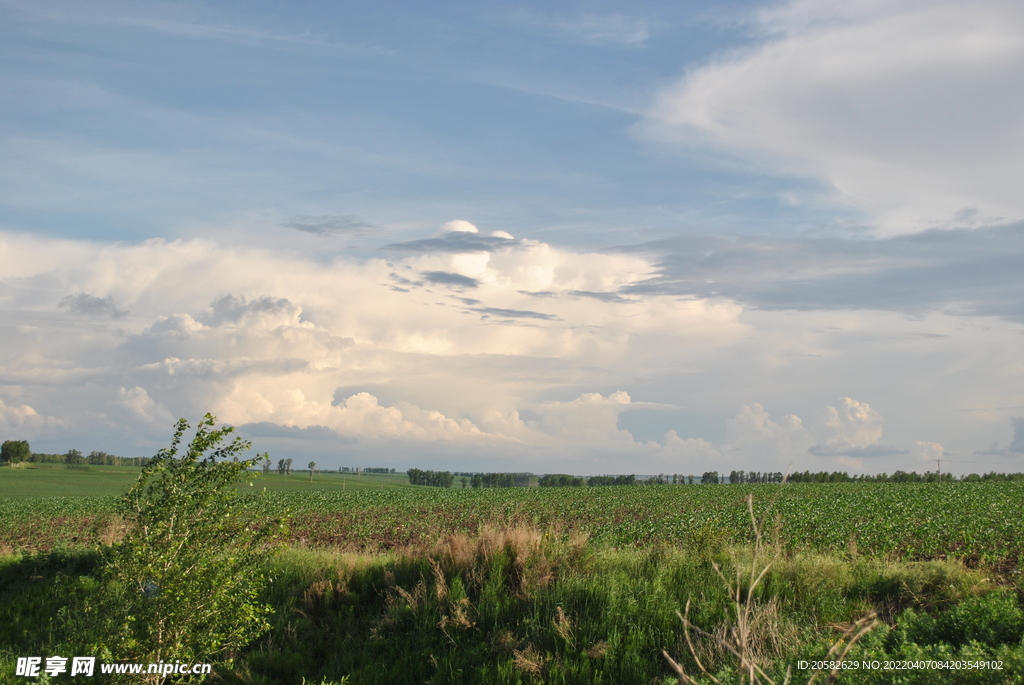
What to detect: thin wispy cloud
<box><xmin>644</xmin><ymin>0</ymin><xmax>1024</xmax><ymax>233</ymax></box>
<box><xmin>502</xmin><ymin>10</ymin><xmax>652</xmax><ymax>47</ymax></box>
<box><xmin>284</xmin><ymin>215</ymin><xmax>379</xmax><ymax>237</ymax></box>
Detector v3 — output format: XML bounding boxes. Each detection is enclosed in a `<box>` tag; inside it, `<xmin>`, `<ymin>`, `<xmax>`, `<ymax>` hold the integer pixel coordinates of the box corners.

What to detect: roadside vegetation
<box><xmin>1</xmin><ymin>429</ymin><xmax>1023</xmax><ymax>683</ymax></box>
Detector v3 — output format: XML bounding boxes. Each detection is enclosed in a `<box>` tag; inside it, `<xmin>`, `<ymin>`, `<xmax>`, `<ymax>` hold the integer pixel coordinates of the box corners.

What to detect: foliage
<box><xmin>586</xmin><ymin>474</ymin><xmax>635</xmax><ymax>486</ymax></box>
<box><xmin>83</xmin><ymin>414</ymin><xmax>284</xmax><ymax>682</ymax></box>
<box><xmin>538</xmin><ymin>473</ymin><xmax>584</xmax><ymax>487</ymax></box>
<box><xmin>3</xmin><ymin>535</ymin><xmax>1020</xmax><ymax>685</ymax></box>
<box><xmin>471</xmin><ymin>472</ymin><xmax>533</xmax><ymax>488</ymax></box>
<box><xmin>225</xmin><ymin>533</ymin><xmax>1022</xmax><ymax>685</ymax></box>
<box><xmin>407</xmin><ymin>468</ymin><xmax>455</xmax><ymax>487</ymax></box>
<box><xmin>1</xmin><ymin>439</ymin><xmax>30</xmax><ymax>463</ymax></box>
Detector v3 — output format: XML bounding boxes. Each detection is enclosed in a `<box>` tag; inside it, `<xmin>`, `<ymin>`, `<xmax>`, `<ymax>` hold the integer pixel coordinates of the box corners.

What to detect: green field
<box><xmin>0</xmin><ymin>464</ymin><xmax>146</xmax><ymax>498</ymax></box>
<box><xmin>3</xmin><ymin>481</ymin><xmax>1022</xmax><ymax>568</ymax></box>
<box><xmin>0</xmin><ymin>464</ymin><xmax>412</xmax><ymax>499</ymax></box>
<box><xmin>2</xmin><ymin>471</ymin><xmax>1023</xmax><ymax>684</ymax></box>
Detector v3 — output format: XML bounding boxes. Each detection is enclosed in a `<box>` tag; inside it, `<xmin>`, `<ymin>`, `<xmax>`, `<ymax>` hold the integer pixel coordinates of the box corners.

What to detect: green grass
<box><xmin>3</xmin><ymin>535</ymin><xmax>1022</xmax><ymax>685</ymax></box>
<box><xmin>0</xmin><ymin>464</ymin><xmax>145</xmax><ymax>498</ymax></box>
<box><xmin>248</xmin><ymin>471</ymin><xmax>415</xmax><ymax>493</ymax></box>
<box><xmin>0</xmin><ymin>465</ymin><xmax>412</xmax><ymax>498</ymax></box>
<box><xmin>3</xmin><ymin>482</ymin><xmax>1023</xmax><ymax>570</ymax></box>
<box><xmin>2</xmin><ymin>477</ymin><xmax>1023</xmax><ymax>683</ymax></box>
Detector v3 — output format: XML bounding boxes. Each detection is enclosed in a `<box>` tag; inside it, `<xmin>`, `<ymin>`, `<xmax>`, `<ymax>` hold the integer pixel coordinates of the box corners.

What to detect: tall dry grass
<box><xmin>662</xmin><ymin>493</ymin><xmax>879</xmax><ymax>685</ymax></box>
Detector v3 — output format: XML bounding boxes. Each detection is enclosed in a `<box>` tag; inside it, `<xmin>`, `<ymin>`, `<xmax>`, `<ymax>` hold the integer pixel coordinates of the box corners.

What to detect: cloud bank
<box><xmin>0</xmin><ymin>225</ymin><xmax>1021</xmax><ymax>473</ymax></box>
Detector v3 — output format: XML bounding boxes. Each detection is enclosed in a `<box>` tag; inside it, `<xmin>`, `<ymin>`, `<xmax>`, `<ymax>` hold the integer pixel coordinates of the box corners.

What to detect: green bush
<box><xmin>82</xmin><ymin>415</ymin><xmax>285</xmax><ymax>681</ymax></box>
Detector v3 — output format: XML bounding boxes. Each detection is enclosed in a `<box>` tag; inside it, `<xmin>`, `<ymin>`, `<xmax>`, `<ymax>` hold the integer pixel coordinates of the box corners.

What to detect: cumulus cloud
<box><xmin>916</xmin><ymin>440</ymin><xmax>945</xmax><ymax>461</ymax></box>
<box><xmin>439</xmin><ymin>220</ymin><xmax>479</xmax><ymax>234</ymax></box>
<box><xmin>976</xmin><ymin>417</ymin><xmax>1024</xmax><ymax>455</ymax></box>
<box><xmin>109</xmin><ymin>386</ymin><xmax>175</xmax><ymax>427</ymax></box>
<box><xmin>646</xmin><ymin>0</ymin><xmax>1024</xmax><ymax>233</ymax></box>
<box><xmin>1011</xmin><ymin>418</ymin><xmax>1024</xmax><ymax>453</ymax></box>
<box><xmin>725</xmin><ymin>402</ymin><xmax>812</xmax><ymax>462</ymax></box>
<box><xmin>808</xmin><ymin>398</ymin><xmax>907</xmax><ymax>457</ymax></box>
<box><xmin>0</xmin><ymin>228</ymin><xmax>738</xmax><ymax>457</ymax></box>
<box><xmin>0</xmin><ymin>398</ymin><xmax>60</xmax><ymax>433</ymax></box>
<box><xmin>1</xmin><ymin>226</ymin><xmax>1021</xmax><ymax>471</ymax></box>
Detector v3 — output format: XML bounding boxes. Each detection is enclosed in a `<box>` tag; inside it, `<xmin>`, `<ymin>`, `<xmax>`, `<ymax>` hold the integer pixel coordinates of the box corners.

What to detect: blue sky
<box><xmin>2</xmin><ymin>0</ymin><xmax>1023</xmax><ymax>474</ymax></box>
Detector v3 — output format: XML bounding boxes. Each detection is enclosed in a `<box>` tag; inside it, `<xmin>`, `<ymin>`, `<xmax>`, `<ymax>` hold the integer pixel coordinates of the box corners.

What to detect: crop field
<box><xmin>0</xmin><ymin>465</ymin><xmax>411</xmax><ymax>499</ymax></box>
<box><xmin>3</xmin><ymin>481</ymin><xmax>1022</xmax><ymax>570</ymax></box>
<box><xmin>0</xmin><ymin>464</ymin><xmax>146</xmax><ymax>499</ymax></box>
<box><xmin>3</xmin><ymin>472</ymin><xmax>1024</xmax><ymax>685</ymax></box>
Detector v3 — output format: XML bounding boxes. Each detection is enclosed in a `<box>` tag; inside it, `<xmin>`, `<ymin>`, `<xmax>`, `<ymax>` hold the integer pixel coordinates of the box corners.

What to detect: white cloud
<box><xmin>0</xmin><ymin>229</ymin><xmax>743</xmax><ymax>459</ymax></box>
<box><xmin>916</xmin><ymin>440</ymin><xmax>944</xmax><ymax>460</ymax></box>
<box><xmin>109</xmin><ymin>386</ymin><xmax>175</xmax><ymax>427</ymax></box>
<box><xmin>808</xmin><ymin>397</ymin><xmax>905</xmax><ymax>456</ymax></box>
<box><xmin>725</xmin><ymin>402</ymin><xmax>812</xmax><ymax>463</ymax></box>
<box><xmin>0</xmin><ymin>398</ymin><xmax>60</xmax><ymax>434</ymax></box>
<box><xmin>646</xmin><ymin>0</ymin><xmax>1024</xmax><ymax>233</ymax></box>
<box><xmin>439</xmin><ymin>220</ymin><xmax>479</xmax><ymax>234</ymax></box>
<box><xmin>1</xmin><ymin>227</ymin><xmax>1022</xmax><ymax>471</ymax></box>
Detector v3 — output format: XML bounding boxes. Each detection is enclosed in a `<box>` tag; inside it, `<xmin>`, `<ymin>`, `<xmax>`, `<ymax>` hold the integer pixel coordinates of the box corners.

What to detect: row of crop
<box><xmin>3</xmin><ymin>482</ymin><xmax>1021</xmax><ymax>569</ymax></box>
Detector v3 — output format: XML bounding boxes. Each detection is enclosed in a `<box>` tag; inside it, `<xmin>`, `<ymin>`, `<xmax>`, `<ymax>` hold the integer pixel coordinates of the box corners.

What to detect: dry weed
<box><xmin>98</xmin><ymin>515</ymin><xmax>127</xmax><ymax>546</ymax></box>
<box><xmin>663</xmin><ymin>493</ymin><xmax>878</xmax><ymax>685</ymax></box>
<box><xmin>552</xmin><ymin>606</ymin><xmax>574</xmax><ymax>649</ymax></box>
<box><xmin>512</xmin><ymin>645</ymin><xmax>545</xmax><ymax>676</ymax></box>
<box><xmin>585</xmin><ymin>640</ymin><xmax>609</xmax><ymax>659</ymax></box>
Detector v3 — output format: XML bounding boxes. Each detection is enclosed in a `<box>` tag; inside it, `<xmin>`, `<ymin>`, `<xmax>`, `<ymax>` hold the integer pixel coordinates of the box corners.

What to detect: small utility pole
<box><xmin>936</xmin><ymin>459</ymin><xmax>941</xmax><ymax>483</ymax></box>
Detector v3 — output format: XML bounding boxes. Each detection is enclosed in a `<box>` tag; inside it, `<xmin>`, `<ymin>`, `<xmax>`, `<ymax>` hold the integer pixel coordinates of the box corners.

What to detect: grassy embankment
<box><xmin>1</xmin><ymin>473</ymin><xmax>1023</xmax><ymax>683</ymax></box>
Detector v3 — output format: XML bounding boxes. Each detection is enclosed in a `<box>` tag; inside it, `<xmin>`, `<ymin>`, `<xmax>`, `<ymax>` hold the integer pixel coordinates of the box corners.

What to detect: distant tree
<box><xmin>1</xmin><ymin>440</ymin><xmax>30</xmax><ymax>464</ymax></box>
<box><xmin>540</xmin><ymin>474</ymin><xmax>585</xmax><ymax>487</ymax></box>
<box><xmin>701</xmin><ymin>471</ymin><xmax>719</xmax><ymax>484</ymax></box>
<box><xmin>407</xmin><ymin>468</ymin><xmax>455</xmax><ymax>487</ymax></box>
<box><xmin>285</xmin><ymin>458</ymin><xmax>293</xmax><ymax>475</ymax></box>
<box><xmin>261</xmin><ymin>455</ymin><xmax>272</xmax><ymax>474</ymax></box>
<box><xmin>88</xmin><ymin>451</ymin><xmax>110</xmax><ymax>465</ymax></box>
<box><xmin>65</xmin><ymin>448</ymin><xmax>84</xmax><ymax>465</ymax></box>
<box><xmin>308</xmin><ymin>461</ymin><xmax>317</xmax><ymax>482</ymax></box>
<box><xmin>277</xmin><ymin>458</ymin><xmax>286</xmax><ymax>475</ymax></box>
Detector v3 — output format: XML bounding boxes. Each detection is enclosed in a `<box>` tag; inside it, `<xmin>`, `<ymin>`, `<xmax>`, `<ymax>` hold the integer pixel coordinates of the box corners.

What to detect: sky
<box><xmin>2</xmin><ymin>0</ymin><xmax>1023</xmax><ymax>475</ymax></box>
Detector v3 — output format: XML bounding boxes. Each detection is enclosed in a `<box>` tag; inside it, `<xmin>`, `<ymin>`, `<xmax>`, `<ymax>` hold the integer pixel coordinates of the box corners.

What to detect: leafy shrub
<box><xmin>83</xmin><ymin>415</ymin><xmax>285</xmax><ymax>682</ymax></box>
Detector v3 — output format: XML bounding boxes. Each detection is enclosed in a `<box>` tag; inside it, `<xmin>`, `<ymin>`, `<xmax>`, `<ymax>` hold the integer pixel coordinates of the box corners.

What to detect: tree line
<box><xmin>407</xmin><ymin>468</ymin><xmax>455</xmax><ymax>487</ymax></box>
<box><xmin>468</xmin><ymin>472</ymin><xmax>533</xmax><ymax>488</ymax></box>
<box><xmin>1</xmin><ymin>440</ymin><xmax>150</xmax><ymax>466</ymax></box>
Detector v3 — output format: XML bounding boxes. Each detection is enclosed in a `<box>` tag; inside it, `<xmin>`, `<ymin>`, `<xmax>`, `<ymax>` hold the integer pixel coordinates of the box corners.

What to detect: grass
<box><xmin>2</xmin><ymin>476</ymin><xmax>1023</xmax><ymax>683</ymax></box>
<box><xmin>0</xmin><ymin>465</ymin><xmax>413</xmax><ymax>498</ymax></box>
<box><xmin>0</xmin><ymin>464</ymin><xmax>145</xmax><ymax>498</ymax></box>
<box><xmin>3</xmin><ymin>530</ymin><xmax>1020</xmax><ymax>685</ymax></box>
<box><xmin>248</xmin><ymin>471</ymin><xmax>416</xmax><ymax>493</ymax></box>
